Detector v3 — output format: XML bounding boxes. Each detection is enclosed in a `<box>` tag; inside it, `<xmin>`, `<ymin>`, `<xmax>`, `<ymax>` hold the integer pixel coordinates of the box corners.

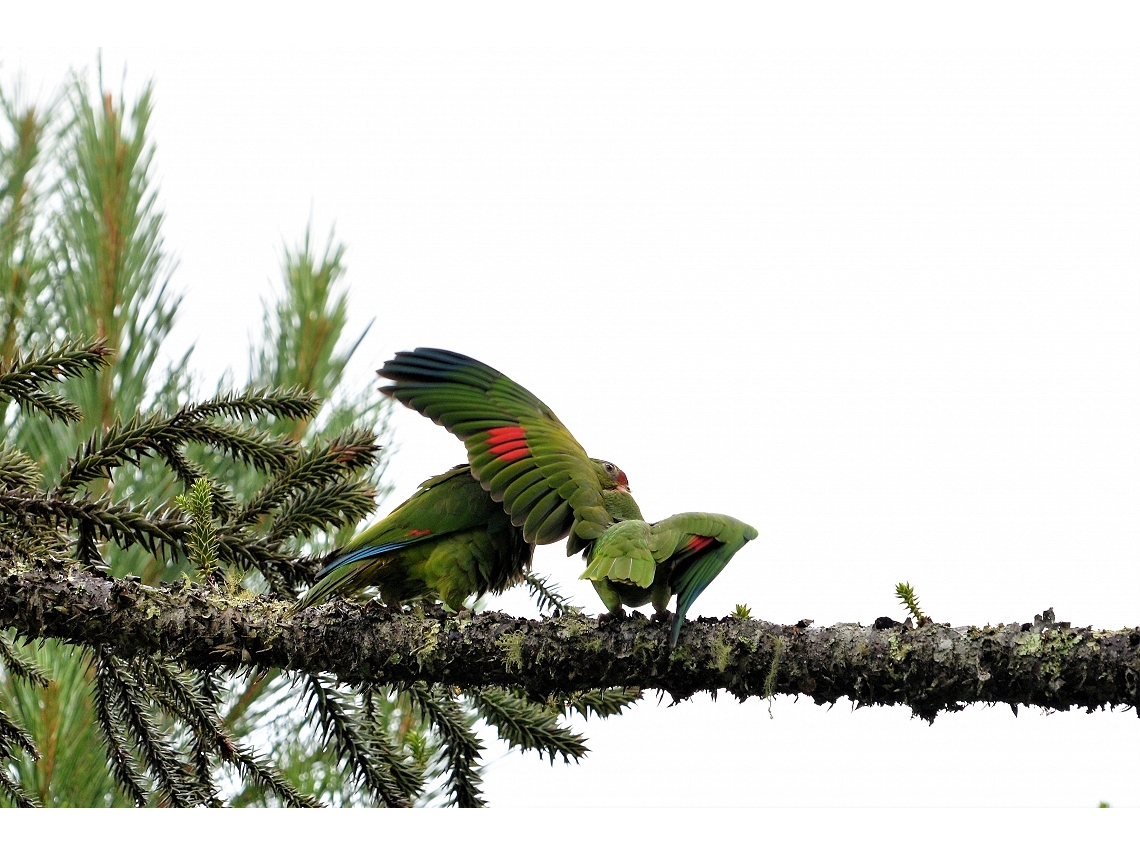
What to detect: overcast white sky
<box><xmin>3</xmin><ymin>4</ymin><xmax>1138</xmax><ymax>811</ymax></box>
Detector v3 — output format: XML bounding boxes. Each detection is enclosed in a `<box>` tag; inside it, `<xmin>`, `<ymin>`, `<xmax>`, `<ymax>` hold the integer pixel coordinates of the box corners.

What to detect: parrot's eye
<box><xmin>604</xmin><ymin>463</ymin><xmax>615</xmax><ymax>475</ymax></box>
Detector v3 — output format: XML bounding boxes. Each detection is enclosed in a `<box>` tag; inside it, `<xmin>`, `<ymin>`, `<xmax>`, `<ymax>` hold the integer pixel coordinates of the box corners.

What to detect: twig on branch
<box><xmin>2</xmin><ymin>549</ymin><xmax>1137</xmax><ymax>721</ymax></box>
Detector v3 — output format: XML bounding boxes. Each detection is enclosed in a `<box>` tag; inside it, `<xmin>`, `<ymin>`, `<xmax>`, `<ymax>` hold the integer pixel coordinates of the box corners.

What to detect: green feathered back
<box><xmin>294</xmin><ymin>464</ymin><xmax>533</xmax><ymax>612</ymax></box>
<box><xmin>580</xmin><ymin>511</ymin><xmax>757</xmax><ymax>645</ymax></box>
<box><xmin>582</xmin><ymin>519</ymin><xmax>656</xmax><ymax>588</ymax></box>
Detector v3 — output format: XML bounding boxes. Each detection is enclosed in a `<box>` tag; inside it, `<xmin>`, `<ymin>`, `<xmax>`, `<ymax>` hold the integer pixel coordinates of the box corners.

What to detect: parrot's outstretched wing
<box><xmin>378</xmin><ymin>348</ymin><xmax>628</xmax><ymax>551</ymax></box>
<box><xmin>651</xmin><ymin>513</ymin><xmax>758</xmax><ymax>646</ymax></box>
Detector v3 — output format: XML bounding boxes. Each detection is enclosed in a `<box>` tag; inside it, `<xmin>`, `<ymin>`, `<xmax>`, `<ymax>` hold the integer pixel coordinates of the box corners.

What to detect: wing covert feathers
<box><xmin>378</xmin><ymin>348</ymin><xmax>608</xmax><ymax>550</ymax></box>
<box><xmin>581</xmin><ymin>520</ymin><xmax>657</xmax><ymax>588</ymax></box>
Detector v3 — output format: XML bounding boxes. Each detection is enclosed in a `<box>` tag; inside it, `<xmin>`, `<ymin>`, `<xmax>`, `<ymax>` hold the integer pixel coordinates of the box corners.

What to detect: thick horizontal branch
<box><xmin>2</xmin><ymin>551</ymin><xmax>1137</xmax><ymax>720</ymax></box>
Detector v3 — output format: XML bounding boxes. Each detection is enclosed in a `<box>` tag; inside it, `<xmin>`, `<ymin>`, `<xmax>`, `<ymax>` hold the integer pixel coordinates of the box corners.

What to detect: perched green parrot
<box><xmin>377</xmin><ymin>348</ymin><xmax>642</xmax><ymax>555</ymax></box>
<box><xmin>581</xmin><ymin>513</ymin><xmax>758</xmax><ymax>646</ymax></box>
<box><xmin>292</xmin><ymin>464</ymin><xmax>533</xmax><ymax>613</ymax></box>
<box><xmin>377</xmin><ymin>347</ymin><xmax>757</xmax><ymax>645</ymax></box>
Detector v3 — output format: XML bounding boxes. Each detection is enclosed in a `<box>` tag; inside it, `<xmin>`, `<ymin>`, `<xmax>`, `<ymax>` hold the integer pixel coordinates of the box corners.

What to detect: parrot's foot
<box><xmin>598</xmin><ymin>608</ymin><xmax>626</xmax><ymax>625</ymax></box>
<box><xmin>651</xmin><ymin>609</ymin><xmax>672</xmax><ymax>625</ymax></box>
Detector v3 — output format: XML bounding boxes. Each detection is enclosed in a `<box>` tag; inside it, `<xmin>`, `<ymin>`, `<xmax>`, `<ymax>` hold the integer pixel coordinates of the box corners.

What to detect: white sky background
<box><xmin>3</xmin><ymin>5</ymin><xmax>1139</xmax><ymax>810</ymax></box>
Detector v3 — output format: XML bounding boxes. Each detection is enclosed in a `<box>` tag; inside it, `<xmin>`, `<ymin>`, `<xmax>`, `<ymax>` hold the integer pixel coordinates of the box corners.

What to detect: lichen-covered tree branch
<box><xmin>4</xmin><ymin>549</ymin><xmax>1136</xmax><ymax>722</ymax></box>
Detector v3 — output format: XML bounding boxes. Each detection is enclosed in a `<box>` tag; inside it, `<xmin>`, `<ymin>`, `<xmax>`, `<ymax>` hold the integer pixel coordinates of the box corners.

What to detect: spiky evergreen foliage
<box><xmin>522</xmin><ymin>571</ymin><xmax>574</xmax><ymax>615</ymax></box>
<box><xmin>0</xmin><ymin>339</ymin><xmax>359</xmax><ymax>806</ymax></box>
<box><xmin>173</xmin><ymin>478</ymin><xmax>221</xmax><ymax>582</ymax></box>
<box><xmin>895</xmin><ymin>582</ymin><xmax>928</xmax><ymax>625</ymax></box>
<box><xmin>0</xmin><ymin>65</ymin><xmax>637</xmax><ymax>808</ymax></box>
<box><xmin>0</xmin><ymin>68</ymin><xmax>344</xmax><ymax>808</ymax></box>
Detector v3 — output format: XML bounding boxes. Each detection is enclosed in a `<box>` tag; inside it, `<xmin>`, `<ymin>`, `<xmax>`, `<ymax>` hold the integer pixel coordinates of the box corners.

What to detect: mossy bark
<box><xmin>2</xmin><ymin>548</ymin><xmax>1137</xmax><ymax>721</ymax></box>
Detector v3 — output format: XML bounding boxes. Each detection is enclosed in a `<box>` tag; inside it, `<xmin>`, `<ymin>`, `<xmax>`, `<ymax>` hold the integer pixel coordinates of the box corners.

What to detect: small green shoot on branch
<box><xmin>174</xmin><ymin>477</ymin><xmax>221</xmax><ymax>583</ymax></box>
<box><xmin>895</xmin><ymin>581</ymin><xmax>927</xmax><ymax>624</ymax></box>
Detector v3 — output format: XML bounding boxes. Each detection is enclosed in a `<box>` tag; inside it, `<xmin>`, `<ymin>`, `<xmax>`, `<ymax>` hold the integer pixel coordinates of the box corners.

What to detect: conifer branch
<box><xmin>0</xmin><ymin>756</ymin><xmax>41</xmax><ymax>808</ymax></box>
<box><xmin>234</xmin><ymin>432</ymin><xmax>379</xmax><ymax>528</ymax></box>
<box><xmin>152</xmin><ymin>440</ymin><xmax>209</xmax><ymax>490</ymax></box>
<box><xmin>362</xmin><ymin>686</ymin><xmax>427</xmax><ymax>801</ymax></box>
<box><xmin>555</xmin><ymin>687</ymin><xmax>643</xmax><ymax>720</ymax></box>
<box><xmin>179</xmin><ymin>387</ymin><xmax>320</xmax><ymax>423</ymax></box>
<box><xmin>92</xmin><ymin>653</ymin><xmax>153</xmax><ymax>807</ymax></box>
<box><xmin>467</xmin><ymin>687</ymin><xmax>588</xmax><ymax>765</ymax></box>
<box><xmin>212</xmin><ymin>528</ymin><xmax>318</xmax><ymax>590</ymax></box>
<box><xmin>0</xmin><ymin>447</ymin><xmax>40</xmax><ymax>490</ymax></box>
<box><xmin>304</xmin><ymin>675</ymin><xmax>412</xmax><ymax>807</ymax></box>
<box><xmin>178</xmin><ymin>422</ymin><xmax>297</xmax><ymax>475</ymax></box>
<box><xmin>523</xmin><ymin>572</ymin><xmax>574</xmax><ymax>615</ymax></box>
<box><xmin>75</xmin><ymin>518</ymin><xmax>100</xmax><ymax>568</ymax></box>
<box><xmin>129</xmin><ymin>661</ymin><xmax>222</xmax><ymax>806</ymax></box>
<box><xmin>0</xmin><ymin>630</ymin><xmax>50</xmax><ymax>687</ymax></box>
<box><xmin>97</xmin><ymin>652</ymin><xmax>210</xmax><ymax>807</ymax></box>
<box><xmin>0</xmin><ymin>489</ymin><xmax>320</xmax><ymax>590</ymax></box>
<box><xmin>54</xmin><ymin>413</ymin><xmax>300</xmax><ymax>497</ymax></box>
<box><xmin>188</xmin><ymin>725</ymin><xmax>220</xmax><ymax>806</ymax></box>
<box><xmin>137</xmin><ymin>660</ymin><xmax>227</xmax><ymax>781</ymax></box>
<box><xmin>8</xmin><ymin>389</ymin><xmax>83</xmax><ymax>423</ymax></box>
<box><xmin>0</xmin><ymin>702</ymin><xmax>39</xmax><ymax>760</ymax></box>
<box><xmin>139</xmin><ymin>658</ymin><xmax>316</xmax><ymax>808</ymax></box>
<box><xmin>0</xmin><ymin>492</ymin><xmax>185</xmax><ymax>557</ymax></box>
<box><xmin>266</xmin><ymin>481</ymin><xmax>375</xmax><ymax>544</ymax></box>
<box><xmin>54</xmin><ymin>412</ymin><xmax>181</xmax><ymax>496</ymax></box>
<box><xmin>98</xmin><ymin>654</ymin><xmax>195</xmax><ymax>807</ymax></box>
<box><xmin>0</xmin><ymin>74</ymin><xmax>402</xmax><ymax>810</ymax></box>
<box><xmin>0</xmin><ymin>339</ymin><xmax>112</xmax><ymax>410</ymax></box>
<box><xmin>156</xmin><ymin>442</ymin><xmax>242</xmax><ymax>521</ymax></box>
<box><xmin>406</xmin><ymin>684</ymin><xmax>486</xmax><ymax>808</ymax></box>
<box><xmin>228</xmin><ymin>740</ymin><xmax>322</xmax><ymax>808</ymax></box>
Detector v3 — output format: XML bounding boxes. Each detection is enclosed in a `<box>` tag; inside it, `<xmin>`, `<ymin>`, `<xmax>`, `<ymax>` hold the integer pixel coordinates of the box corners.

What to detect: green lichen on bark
<box><xmin>495</xmin><ymin>631</ymin><xmax>526</xmax><ymax>673</ymax></box>
<box><xmin>3</xmin><ymin>553</ymin><xmax>1136</xmax><ymax>722</ymax></box>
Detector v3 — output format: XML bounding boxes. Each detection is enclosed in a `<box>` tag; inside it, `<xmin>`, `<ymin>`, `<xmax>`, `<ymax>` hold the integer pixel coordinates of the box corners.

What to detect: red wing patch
<box><xmin>686</xmin><ymin>535</ymin><xmax>715</xmax><ymax>553</ymax></box>
<box><xmin>408</xmin><ymin>529</ymin><xmax>432</xmax><ymax>537</ymax></box>
<box><xmin>486</xmin><ymin>426</ymin><xmax>530</xmax><ymax>462</ymax></box>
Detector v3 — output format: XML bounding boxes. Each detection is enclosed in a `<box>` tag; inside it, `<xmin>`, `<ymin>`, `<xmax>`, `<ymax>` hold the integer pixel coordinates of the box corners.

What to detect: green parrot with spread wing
<box><xmin>580</xmin><ymin>512</ymin><xmax>758</xmax><ymax>646</ymax></box>
<box><xmin>377</xmin><ymin>348</ymin><xmax>643</xmax><ymax>555</ymax></box>
<box><xmin>292</xmin><ymin>464</ymin><xmax>533</xmax><ymax>613</ymax></box>
<box><xmin>377</xmin><ymin>348</ymin><xmax>758</xmax><ymax>645</ymax></box>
